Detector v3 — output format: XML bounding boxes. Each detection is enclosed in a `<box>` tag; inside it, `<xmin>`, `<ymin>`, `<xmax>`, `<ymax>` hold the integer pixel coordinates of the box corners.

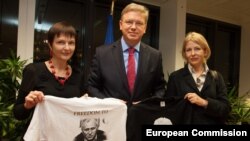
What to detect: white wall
<box><xmin>17</xmin><ymin>0</ymin><xmax>36</xmax><ymax>64</ymax></box>
<box><xmin>159</xmin><ymin>0</ymin><xmax>186</xmax><ymax>80</ymax></box>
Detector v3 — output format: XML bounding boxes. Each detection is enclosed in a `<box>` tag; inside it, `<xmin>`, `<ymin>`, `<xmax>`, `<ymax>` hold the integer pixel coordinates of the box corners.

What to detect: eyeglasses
<box><xmin>123</xmin><ymin>20</ymin><xmax>145</xmax><ymax>27</ymax></box>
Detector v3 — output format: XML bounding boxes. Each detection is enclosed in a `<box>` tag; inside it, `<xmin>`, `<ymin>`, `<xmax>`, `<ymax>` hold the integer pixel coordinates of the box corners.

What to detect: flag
<box><xmin>104</xmin><ymin>14</ymin><xmax>114</xmax><ymax>45</ymax></box>
<box><xmin>104</xmin><ymin>0</ymin><xmax>115</xmax><ymax>45</ymax></box>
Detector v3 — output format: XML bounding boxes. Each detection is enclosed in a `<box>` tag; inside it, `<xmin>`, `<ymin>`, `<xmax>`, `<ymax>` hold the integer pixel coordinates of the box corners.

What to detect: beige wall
<box><xmin>239</xmin><ymin>22</ymin><xmax>250</xmax><ymax>95</ymax></box>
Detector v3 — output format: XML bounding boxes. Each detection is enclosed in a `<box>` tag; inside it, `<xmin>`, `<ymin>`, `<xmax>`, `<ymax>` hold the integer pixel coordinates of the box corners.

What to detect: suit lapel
<box><xmin>201</xmin><ymin>72</ymin><xmax>213</xmax><ymax>92</ymax></box>
<box><xmin>112</xmin><ymin>41</ymin><xmax>130</xmax><ymax>93</ymax></box>
<box><xmin>133</xmin><ymin>44</ymin><xmax>149</xmax><ymax>94</ymax></box>
<box><xmin>183</xmin><ymin>66</ymin><xmax>199</xmax><ymax>92</ymax></box>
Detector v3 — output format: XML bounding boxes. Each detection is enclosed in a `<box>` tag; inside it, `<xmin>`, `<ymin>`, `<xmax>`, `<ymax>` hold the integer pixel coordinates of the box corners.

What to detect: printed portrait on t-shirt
<box><xmin>74</xmin><ymin>118</ymin><xmax>107</xmax><ymax>141</ymax></box>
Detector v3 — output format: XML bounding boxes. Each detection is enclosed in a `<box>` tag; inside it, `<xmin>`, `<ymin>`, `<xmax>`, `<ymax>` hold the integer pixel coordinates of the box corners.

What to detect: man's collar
<box><xmin>121</xmin><ymin>37</ymin><xmax>140</xmax><ymax>52</ymax></box>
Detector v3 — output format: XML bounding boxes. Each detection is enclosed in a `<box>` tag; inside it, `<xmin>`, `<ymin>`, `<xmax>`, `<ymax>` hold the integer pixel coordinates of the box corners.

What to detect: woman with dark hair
<box><xmin>13</xmin><ymin>21</ymin><xmax>85</xmax><ymax>140</ymax></box>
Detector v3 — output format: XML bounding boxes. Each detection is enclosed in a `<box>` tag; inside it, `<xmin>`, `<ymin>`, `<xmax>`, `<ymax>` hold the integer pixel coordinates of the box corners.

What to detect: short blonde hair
<box><xmin>182</xmin><ymin>32</ymin><xmax>211</xmax><ymax>63</ymax></box>
<box><xmin>121</xmin><ymin>3</ymin><xmax>149</xmax><ymax>24</ymax></box>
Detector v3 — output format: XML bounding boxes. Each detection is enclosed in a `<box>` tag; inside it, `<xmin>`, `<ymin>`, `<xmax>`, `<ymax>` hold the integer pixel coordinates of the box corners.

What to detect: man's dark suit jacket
<box><xmin>74</xmin><ymin>130</ymin><xmax>106</xmax><ymax>141</ymax></box>
<box><xmin>87</xmin><ymin>40</ymin><xmax>166</xmax><ymax>103</ymax></box>
<box><xmin>166</xmin><ymin>65</ymin><xmax>231</xmax><ymax>124</ymax></box>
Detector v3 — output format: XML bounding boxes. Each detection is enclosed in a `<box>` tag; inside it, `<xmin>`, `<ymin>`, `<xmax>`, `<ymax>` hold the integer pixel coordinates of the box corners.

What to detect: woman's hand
<box><xmin>184</xmin><ymin>93</ymin><xmax>208</xmax><ymax>108</ymax></box>
<box><xmin>24</xmin><ymin>90</ymin><xmax>45</xmax><ymax>109</ymax></box>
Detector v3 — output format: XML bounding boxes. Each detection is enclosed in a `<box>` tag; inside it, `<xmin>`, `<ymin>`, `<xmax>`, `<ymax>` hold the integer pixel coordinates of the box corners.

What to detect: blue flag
<box><xmin>104</xmin><ymin>15</ymin><xmax>114</xmax><ymax>45</ymax></box>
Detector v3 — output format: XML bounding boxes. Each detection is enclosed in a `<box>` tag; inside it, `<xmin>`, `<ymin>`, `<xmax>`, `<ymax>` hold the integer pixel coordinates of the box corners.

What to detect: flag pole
<box><xmin>110</xmin><ymin>0</ymin><xmax>115</xmax><ymax>16</ymax></box>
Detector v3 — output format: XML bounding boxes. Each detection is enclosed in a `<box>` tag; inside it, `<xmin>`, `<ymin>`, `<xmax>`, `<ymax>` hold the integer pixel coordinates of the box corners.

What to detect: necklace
<box><xmin>48</xmin><ymin>60</ymin><xmax>70</xmax><ymax>85</ymax></box>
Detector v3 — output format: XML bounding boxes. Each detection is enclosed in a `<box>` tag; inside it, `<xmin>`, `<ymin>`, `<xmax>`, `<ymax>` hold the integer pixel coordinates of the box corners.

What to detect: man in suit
<box><xmin>87</xmin><ymin>2</ymin><xmax>166</xmax><ymax>105</ymax></box>
<box><xmin>74</xmin><ymin>118</ymin><xmax>106</xmax><ymax>141</ymax></box>
<box><xmin>87</xmin><ymin>3</ymin><xmax>166</xmax><ymax>141</ymax></box>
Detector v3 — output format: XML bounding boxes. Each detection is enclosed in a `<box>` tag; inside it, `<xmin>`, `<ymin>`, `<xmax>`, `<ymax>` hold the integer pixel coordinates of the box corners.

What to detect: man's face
<box><xmin>119</xmin><ymin>11</ymin><xmax>147</xmax><ymax>46</ymax></box>
<box><xmin>81</xmin><ymin>120</ymin><xmax>98</xmax><ymax>141</ymax></box>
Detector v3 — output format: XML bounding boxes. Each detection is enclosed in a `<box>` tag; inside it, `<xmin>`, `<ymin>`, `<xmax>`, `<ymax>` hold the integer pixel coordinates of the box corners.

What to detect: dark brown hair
<box><xmin>47</xmin><ymin>21</ymin><xmax>76</xmax><ymax>45</ymax></box>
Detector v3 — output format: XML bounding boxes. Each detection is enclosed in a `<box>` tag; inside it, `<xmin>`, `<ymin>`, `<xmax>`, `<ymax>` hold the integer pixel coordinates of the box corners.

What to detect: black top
<box><xmin>127</xmin><ymin>97</ymin><xmax>172</xmax><ymax>141</ymax></box>
<box><xmin>13</xmin><ymin>62</ymin><xmax>85</xmax><ymax>138</ymax></box>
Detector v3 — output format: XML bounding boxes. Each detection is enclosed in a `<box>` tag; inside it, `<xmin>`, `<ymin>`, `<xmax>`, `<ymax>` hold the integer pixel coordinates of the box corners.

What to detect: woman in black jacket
<box><xmin>166</xmin><ymin>32</ymin><xmax>231</xmax><ymax>124</ymax></box>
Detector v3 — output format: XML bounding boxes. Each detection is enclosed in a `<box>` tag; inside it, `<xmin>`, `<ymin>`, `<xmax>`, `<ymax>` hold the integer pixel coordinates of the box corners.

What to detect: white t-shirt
<box><xmin>24</xmin><ymin>95</ymin><xmax>127</xmax><ymax>141</ymax></box>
